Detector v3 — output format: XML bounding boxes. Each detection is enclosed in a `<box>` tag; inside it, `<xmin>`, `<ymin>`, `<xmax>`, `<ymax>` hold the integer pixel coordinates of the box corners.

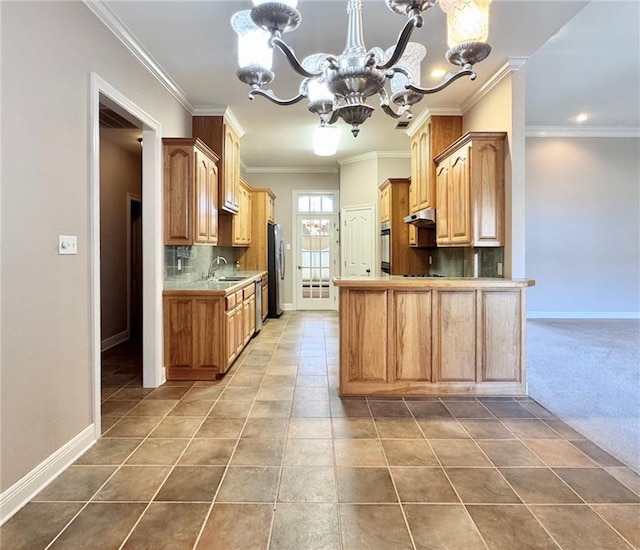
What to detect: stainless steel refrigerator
<box><xmin>267</xmin><ymin>222</ymin><xmax>285</xmax><ymax>317</ymax></box>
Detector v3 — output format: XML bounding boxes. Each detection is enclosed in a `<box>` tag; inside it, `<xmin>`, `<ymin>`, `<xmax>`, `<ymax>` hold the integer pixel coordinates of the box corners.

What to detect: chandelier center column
<box><xmin>345</xmin><ymin>0</ymin><xmax>366</xmax><ymax>56</ymax></box>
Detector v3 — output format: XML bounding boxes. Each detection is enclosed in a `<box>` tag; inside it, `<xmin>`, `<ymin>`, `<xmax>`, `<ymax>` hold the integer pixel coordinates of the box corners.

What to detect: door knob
<box><xmin>366</xmin><ymin>268</ymin><xmax>371</xmax><ymax>275</ymax></box>
<box><xmin>297</xmin><ymin>266</ymin><xmax>302</xmax><ymax>270</ymax></box>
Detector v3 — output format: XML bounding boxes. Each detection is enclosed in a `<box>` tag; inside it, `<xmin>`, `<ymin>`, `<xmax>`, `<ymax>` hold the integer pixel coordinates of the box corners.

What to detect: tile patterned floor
<box><xmin>2</xmin><ymin>311</ymin><xmax>640</xmax><ymax>549</ymax></box>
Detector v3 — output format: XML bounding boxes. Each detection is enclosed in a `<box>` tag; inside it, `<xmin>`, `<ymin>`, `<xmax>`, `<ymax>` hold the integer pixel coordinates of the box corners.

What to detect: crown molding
<box><xmin>461</xmin><ymin>56</ymin><xmax>528</xmax><ymax>114</ymax></box>
<box><xmin>526</xmin><ymin>126</ymin><xmax>640</xmax><ymax>138</ymax></box>
<box><xmin>338</xmin><ymin>150</ymin><xmax>410</xmax><ymax>166</ymax></box>
<box><xmin>406</xmin><ymin>106</ymin><xmax>462</xmax><ymax>137</ymax></box>
<box><xmin>244</xmin><ymin>166</ymin><xmax>339</xmax><ymax>174</ymax></box>
<box><xmin>83</xmin><ymin>0</ymin><xmax>194</xmax><ymax>114</ymax></box>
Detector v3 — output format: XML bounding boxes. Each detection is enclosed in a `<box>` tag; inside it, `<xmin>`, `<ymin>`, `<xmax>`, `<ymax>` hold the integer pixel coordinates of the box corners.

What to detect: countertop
<box><xmin>163</xmin><ymin>271</ymin><xmax>267</xmax><ymax>295</ymax></box>
<box><xmin>333</xmin><ymin>275</ymin><xmax>535</xmax><ymax>289</ymax></box>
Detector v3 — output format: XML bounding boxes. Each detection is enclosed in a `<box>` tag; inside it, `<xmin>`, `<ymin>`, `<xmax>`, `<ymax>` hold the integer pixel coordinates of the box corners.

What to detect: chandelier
<box><xmin>231</xmin><ymin>0</ymin><xmax>492</xmax><ymax>140</ymax></box>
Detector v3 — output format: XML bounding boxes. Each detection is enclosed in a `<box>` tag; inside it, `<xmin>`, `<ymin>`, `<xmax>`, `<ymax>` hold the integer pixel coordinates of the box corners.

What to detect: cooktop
<box><xmin>402</xmin><ymin>274</ymin><xmax>445</xmax><ymax>277</ymax></box>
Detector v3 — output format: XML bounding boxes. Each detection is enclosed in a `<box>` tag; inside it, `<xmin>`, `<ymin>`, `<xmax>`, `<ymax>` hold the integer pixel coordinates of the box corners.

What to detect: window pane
<box><xmin>321</xmin><ymin>196</ymin><xmax>333</xmax><ymax>213</ymax></box>
<box><xmin>310</xmin><ymin>195</ymin><xmax>321</xmax><ymax>212</ymax></box>
<box><xmin>298</xmin><ymin>196</ymin><xmax>309</xmax><ymax>212</ymax></box>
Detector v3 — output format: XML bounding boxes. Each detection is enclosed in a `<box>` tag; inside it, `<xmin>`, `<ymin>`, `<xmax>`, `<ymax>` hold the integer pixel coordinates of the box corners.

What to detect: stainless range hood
<box><xmin>404</xmin><ymin>208</ymin><xmax>436</xmax><ymax>227</ymax></box>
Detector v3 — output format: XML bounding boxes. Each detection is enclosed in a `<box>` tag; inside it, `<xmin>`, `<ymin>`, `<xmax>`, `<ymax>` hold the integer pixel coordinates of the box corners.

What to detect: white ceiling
<box><xmin>98</xmin><ymin>0</ymin><xmax>639</xmax><ymax>169</ymax></box>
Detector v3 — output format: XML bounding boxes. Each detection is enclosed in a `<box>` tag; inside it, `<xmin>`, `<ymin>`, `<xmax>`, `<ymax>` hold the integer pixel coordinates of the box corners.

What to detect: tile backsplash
<box><xmin>429</xmin><ymin>247</ymin><xmax>504</xmax><ymax>278</ymax></box>
<box><xmin>164</xmin><ymin>245</ymin><xmax>237</xmax><ymax>281</ymax></box>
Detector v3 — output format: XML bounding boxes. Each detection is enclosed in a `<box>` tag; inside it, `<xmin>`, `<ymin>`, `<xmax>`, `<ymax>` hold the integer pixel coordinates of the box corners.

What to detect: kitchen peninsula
<box><xmin>333</xmin><ymin>276</ymin><xmax>534</xmax><ymax>397</ymax></box>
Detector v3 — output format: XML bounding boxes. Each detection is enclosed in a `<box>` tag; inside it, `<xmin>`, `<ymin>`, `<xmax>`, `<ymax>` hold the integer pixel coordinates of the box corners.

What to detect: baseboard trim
<box><xmin>282</xmin><ymin>303</ymin><xmax>294</xmax><ymax>311</ymax></box>
<box><xmin>101</xmin><ymin>330</ymin><xmax>129</xmax><ymax>351</ymax></box>
<box><xmin>0</xmin><ymin>425</ymin><xmax>96</xmax><ymax>525</ymax></box>
<box><xmin>528</xmin><ymin>311</ymin><xmax>640</xmax><ymax>319</ymax></box>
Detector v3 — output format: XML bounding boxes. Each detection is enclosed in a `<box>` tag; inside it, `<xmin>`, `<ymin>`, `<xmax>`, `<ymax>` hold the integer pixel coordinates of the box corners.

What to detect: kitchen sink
<box><xmin>216</xmin><ymin>276</ymin><xmax>248</xmax><ymax>282</ymax></box>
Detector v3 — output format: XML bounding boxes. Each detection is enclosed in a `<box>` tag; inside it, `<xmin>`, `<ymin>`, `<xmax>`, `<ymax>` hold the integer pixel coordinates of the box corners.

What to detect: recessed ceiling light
<box><xmin>574</xmin><ymin>113</ymin><xmax>590</xmax><ymax>123</ymax></box>
<box><xmin>430</xmin><ymin>69</ymin><xmax>447</xmax><ymax>78</ymax></box>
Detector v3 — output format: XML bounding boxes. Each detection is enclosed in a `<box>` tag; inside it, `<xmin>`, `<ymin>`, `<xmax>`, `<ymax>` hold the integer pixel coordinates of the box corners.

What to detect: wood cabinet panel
<box><xmin>481</xmin><ymin>291</ymin><xmax>521</xmax><ymax>381</ymax></box>
<box><xmin>472</xmin><ymin>141</ymin><xmax>505</xmax><ymax>245</ymax></box>
<box><xmin>340</xmin><ymin>289</ymin><xmax>387</xmax><ymax>383</ymax></box>
<box><xmin>380</xmin><ymin>184</ymin><xmax>391</xmax><ymax>223</ymax></box>
<box><xmin>391</xmin><ymin>291</ymin><xmax>432</xmax><ymax>382</ymax></box>
<box><xmin>434</xmin><ymin>291</ymin><xmax>476</xmax><ymax>382</ymax></box>
<box><xmin>218</xmin><ymin>178</ymin><xmax>252</xmax><ymax>247</ymax></box>
<box><xmin>193</xmin><ymin>298</ymin><xmax>223</xmax><ymax>369</ymax></box>
<box><xmin>164</xmin><ymin>298</ymin><xmax>193</xmax><ymax>368</ymax></box>
<box><xmin>238</xmin><ymin>188</ymin><xmax>276</xmax><ymax>270</ymax></box>
<box><xmin>448</xmin><ymin>148</ymin><xmax>472</xmax><ymax>245</ymax></box>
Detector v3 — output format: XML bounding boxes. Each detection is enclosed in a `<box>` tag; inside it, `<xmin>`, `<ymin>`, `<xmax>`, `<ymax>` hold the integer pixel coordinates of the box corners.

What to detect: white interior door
<box><xmin>341</xmin><ymin>204</ymin><xmax>375</xmax><ymax>277</ymax></box>
<box><xmin>294</xmin><ymin>193</ymin><xmax>338</xmax><ymax>310</ymax></box>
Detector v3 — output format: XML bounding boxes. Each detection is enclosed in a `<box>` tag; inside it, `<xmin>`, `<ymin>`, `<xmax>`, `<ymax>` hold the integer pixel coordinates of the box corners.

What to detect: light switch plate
<box><xmin>59</xmin><ymin>235</ymin><xmax>78</xmax><ymax>255</ymax></box>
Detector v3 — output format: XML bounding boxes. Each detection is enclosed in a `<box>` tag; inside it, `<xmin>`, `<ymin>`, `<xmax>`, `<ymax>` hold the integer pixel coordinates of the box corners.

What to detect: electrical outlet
<box><xmin>178</xmin><ymin>259</ymin><xmax>182</xmax><ymax>271</ymax></box>
<box><xmin>497</xmin><ymin>262</ymin><xmax>503</xmax><ymax>276</ymax></box>
<box><xmin>428</xmin><ymin>255</ymin><xmax>432</xmax><ymax>265</ymax></box>
<box><xmin>58</xmin><ymin>235</ymin><xmax>77</xmax><ymax>255</ymax></box>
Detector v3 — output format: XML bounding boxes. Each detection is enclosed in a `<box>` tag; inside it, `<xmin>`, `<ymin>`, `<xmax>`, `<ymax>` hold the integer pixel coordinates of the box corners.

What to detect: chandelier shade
<box><xmin>313</xmin><ymin>124</ymin><xmax>341</xmax><ymax>156</ymax></box>
<box><xmin>232</xmin><ymin>0</ymin><xmax>492</xmax><ymax>138</ymax></box>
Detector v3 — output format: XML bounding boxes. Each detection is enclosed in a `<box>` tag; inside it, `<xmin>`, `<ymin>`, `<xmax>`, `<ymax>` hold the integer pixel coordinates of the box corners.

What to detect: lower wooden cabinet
<box><xmin>337</xmin><ymin>285</ymin><xmax>526</xmax><ymax>396</ymax></box>
<box><xmin>164</xmin><ymin>277</ymin><xmax>263</xmax><ymax>380</ymax></box>
<box><xmin>261</xmin><ymin>274</ymin><xmax>268</xmax><ymax>320</ymax></box>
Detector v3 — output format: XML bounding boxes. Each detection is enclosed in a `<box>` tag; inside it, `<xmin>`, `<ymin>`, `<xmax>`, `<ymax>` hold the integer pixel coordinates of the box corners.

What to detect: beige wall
<box><xmin>463</xmin><ymin>70</ymin><xmax>527</xmax><ymax>279</ymax></box>
<box><xmin>526</xmin><ymin>137</ymin><xmax>640</xmax><ymax>316</ymax></box>
<box><xmin>100</xmin><ymin>136</ymin><xmax>142</xmax><ymax>342</ymax></box>
<box><xmin>243</xmin><ymin>171</ymin><xmax>340</xmax><ymax>306</ymax></box>
<box><xmin>1</xmin><ymin>1</ymin><xmax>191</xmax><ymax>492</ymax></box>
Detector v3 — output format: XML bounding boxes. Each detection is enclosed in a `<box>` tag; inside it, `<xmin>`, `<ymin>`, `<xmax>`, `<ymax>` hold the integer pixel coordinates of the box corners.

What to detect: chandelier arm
<box><xmin>407</xmin><ymin>67</ymin><xmax>476</xmax><ymax>95</ymax></box>
<box><xmin>248</xmin><ymin>88</ymin><xmax>306</xmax><ymax>106</ymax></box>
<box><xmin>380</xmin><ymin>103</ymin><xmax>403</xmax><ymax>119</ymax></box>
<box><xmin>271</xmin><ymin>37</ymin><xmax>323</xmax><ymax>79</ymax></box>
<box><xmin>376</xmin><ymin>14</ymin><xmax>422</xmax><ymax>70</ymax></box>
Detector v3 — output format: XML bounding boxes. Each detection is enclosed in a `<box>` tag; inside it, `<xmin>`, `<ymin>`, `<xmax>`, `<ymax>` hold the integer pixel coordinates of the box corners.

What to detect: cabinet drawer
<box><xmin>243</xmin><ymin>284</ymin><xmax>255</xmax><ymax>300</ymax></box>
<box><xmin>235</xmin><ymin>290</ymin><xmax>243</xmax><ymax>303</ymax></box>
<box><xmin>226</xmin><ymin>293</ymin><xmax>236</xmax><ymax>310</ymax></box>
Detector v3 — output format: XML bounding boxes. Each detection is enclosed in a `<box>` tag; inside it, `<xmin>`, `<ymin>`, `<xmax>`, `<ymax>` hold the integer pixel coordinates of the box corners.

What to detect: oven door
<box><xmin>380</xmin><ymin>223</ymin><xmax>391</xmax><ymax>274</ymax></box>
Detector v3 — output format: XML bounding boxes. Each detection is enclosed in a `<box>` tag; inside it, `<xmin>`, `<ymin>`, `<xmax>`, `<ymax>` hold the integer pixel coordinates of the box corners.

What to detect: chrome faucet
<box><xmin>207</xmin><ymin>255</ymin><xmax>227</xmax><ymax>280</ymax></box>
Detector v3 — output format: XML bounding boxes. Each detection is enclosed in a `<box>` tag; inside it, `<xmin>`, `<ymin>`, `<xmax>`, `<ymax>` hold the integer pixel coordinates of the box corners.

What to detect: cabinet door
<box><xmin>480</xmin><ymin>291</ymin><xmax>521</xmax><ymax>382</ymax></box>
<box><xmin>235</xmin><ymin>304</ymin><xmax>244</xmax><ymax>356</ymax></box>
<box><xmin>194</xmin><ymin>149</ymin><xmax>210</xmax><ymax>244</ymax></box>
<box><xmin>434</xmin><ymin>290</ymin><xmax>477</xmax><ymax>382</ymax></box>
<box><xmin>448</xmin><ymin>148</ymin><xmax>472</xmax><ymax>245</ymax></box>
<box><xmin>262</xmin><ymin>282</ymin><xmax>268</xmax><ymax>319</ymax></box>
<box><xmin>222</xmin><ymin>126</ymin><xmax>239</xmax><ymax>213</ymax></box>
<box><xmin>226</xmin><ymin>308</ymin><xmax>238</xmax><ymax>366</ymax></box>
<box><xmin>472</xmin><ymin>141</ymin><xmax>504</xmax><ymax>246</ymax></box>
<box><xmin>409</xmin><ymin>136</ymin><xmax>420</xmax><ymax>213</ymax></box>
<box><xmin>164</xmin><ymin>297</ymin><xmax>193</xmax><ymax>369</ymax></box>
<box><xmin>164</xmin><ymin>146</ymin><xmax>192</xmax><ymax>244</ymax></box>
<box><xmin>435</xmin><ymin>162</ymin><xmax>450</xmax><ymax>244</ymax></box>
<box><xmin>267</xmin><ymin>195</ymin><xmax>275</xmax><ymax>223</ymax></box>
<box><xmin>417</xmin><ymin>127</ymin><xmax>431</xmax><ymax>209</ymax></box>
<box><xmin>390</xmin><ymin>290</ymin><xmax>432</xmax><ymax>382</ymax></box>
<box><xmin>207</xmin><ymin>157</ymin><xmax>218</xmax><ymax>244</ymax></box>
<box><xmin>193</xmin><ymin>298</ymin><xmax>223</xmax><ymax>370</ymax></box>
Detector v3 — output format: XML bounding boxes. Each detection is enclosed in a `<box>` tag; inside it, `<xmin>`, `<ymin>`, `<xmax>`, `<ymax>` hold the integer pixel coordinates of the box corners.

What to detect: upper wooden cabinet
<box><xmin>163</xmin><ymin>138</ymin><xmax>219</xmax><ymax>245</ymax></box>
<box><xmin>192</xmin><ymin>115</ymin><xmax>240</xmax><ymax>214</ymax></box>
<box><xmin>380</xmin><ymin>183</ymin><xmax>391</xmax><ymax>223</ymax></box>
<box><xmin>218</xmin><ymin>178</ymin><xmax>252</xmax><ymax>247</ymax></box>
<box><xmin>238</xmin><ymin>187</ymin><xmax>276</xmax><ymax>271</ymax></box>
<box><xmin>434</xmin><ymin>132</ymin><xmax>506</xmax><ymax>247</ymax></box>
<box><xmin>410</xmin><ymin>116</ymin><xmax>463</xmax><ymax>214</ymax></box>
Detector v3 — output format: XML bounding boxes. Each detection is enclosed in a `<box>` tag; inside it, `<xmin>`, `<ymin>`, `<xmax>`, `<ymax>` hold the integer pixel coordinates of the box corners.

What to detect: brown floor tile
<box><xmin>261</xmin><ymin>374</ymin><xmax>296</xmax><ymax>388</ymax></box>
<box><xmin>382</xmin><ymin>439</ymin><xmax>439</xmax><ymax>467</ymax></box>
<box><xmin>178</xmin><ymin>438</ymin><xmax>237</xmax><ymax>465</ymax></box>
<box><xmin>404</xmin><ymin>504</ymin><xmax>486</xmax><ymax>550</ymax></box>
<box><xmin>531</xmin><ymin>505</ymin><xmax>634</xmax><ymax>550</ymax></box>
<box><xmin>196</xmin><ymin>503</ymin><xmax>273</xmax><ymax>550</ymax></box>
<box><xmin>554</xmin><ymin>468</ymin><xmax>640</xmax><ymax>503</ymax></box>
<box><xmin>375</xmin><ymin>418</ymin><xmax>424</xmax><ymax>439</ymax></box>
<box><xmin>368</xmin><ymin>400</ymin><xmax>412</xmax><ymax>418</ymax></box>
<box><xmin>126</xmin><ymin>439</ymin><xmax>189</xmax><ymax>465</ymax></box>
<box><xmin>572</xmin><ymin>440</ymin><xmax>626</xmax><ymax>467</ymax></box>
<box><xmin>146</xmin><ymin>386</ymin><xmax>191</xmax><ymax>400</ymax></box>
<box><xmin>283</xmin><ymin>438</ymin><xmax>334</xmax><ymax>466</ymax></box>
<box><xmin>543</xmin><ymin>418</ymin><xmax>586</xmax><ymax>439</ymax></box>
<box><xmin>101</xmin><ymin>415</ymin><xmax>121</xmax><ymax>435</ymax></box>
<box><xmin>418</xmin><ymin>418</ymin><xmax>470</xmax><ymax>439</ymax></box>
<box><xmin>195</xmin><ymin>417</ymin><xmax>245</xmax><ymax>438</ymax></box>
<box><xmin>517</xmin><ymin>400</ymin><xmax>556</xmax><ymax>418</ymax></box>
<box><xmin>391</xmin><ymin>467</ymin><xmax>459</xmax><ymax>503</ymax></box>
<box><xmin>334</xmin><ymin>439</ymin><xmax>386</xmax><ymax>467</ymax></box>
<box><xmin>502</xmin><ymin>419</ymin><xmax>562</xmax><ymax>439</ymax></box>
<box><xmin>406</xmin><ymin>401</ymin><xmax>453</xmax><ymax>419</ymax></box>
<box><xmin>75</xmin><ymin>438</ymin><xmax>142</xmax><ymax>465</ymax></box>
<box><xmin>291</xmin><ymin>398</ymin><xmax>331</xmax><ymax>418</ymax></box>
<box><xmin>241</xmin><ymin>417</ymin><xmax>289</xmax><ymax>439</ymax></box>
<box><xmin>0</xmin><ymin>502</ymin><xmax>83</xmax><ymax>550</ymax></box>
<box><xmin>330</xmin><ymin>398</ymin><xmax>372</xmax><ymax>417</ymax></box>
<box><xmin>465</xmin><ymin>504</ymin><xmax>559</xmax><ymax>550</ymax></box>
<box><xmin>33</xmin><ymin>466</ymin><xmax>116</xmax><ymax>502</ymax></box>
<box><xmin>227</xmin><ymin>373</ymin><xmax>264</xmax><ymax>388</ymax></box>
<box><xmin>108</xmin><ymin>387</ymin><xmax>154</xmax><ymax>401</ymax></box>
<box><xmin>104</xmin><ymin>416</ymin><xmax>163</xmax><ymax>438</ymax></box>
<box><xmin>126</xmin><ymin>399</ymin><xmax>178</xmax><ymax>417</ymax></box>
<box><xmin>48</xmin><ymin>502</ymin><xmax>146</xmax><ymax>549</ymax></box>
<box><xmin>337</xmin><ymin>467</ymin><xmax>398</xmax><ymax>503</ymax></box>
<box><xmin>101</xmin><ymin>400</ymin><xmax>139</xmax><ymax>417</ymax></box>
<box><xmin>524</xmin><ymin>439</ymin><xmax>598</xmax><ymax>467</ymax></box>
<box><xmin>255</xmin><ymin>385</ymin><xmax>295</xmax><ymax>401</ymax></box>
<box><xmin>606</xmin><ymin>467</ymin><xmax>640</xmax><ymax>495</ymax></box>
<box><xmin>446</xmin><ymin>467</ymin><xmax>521</xmax><ymax>504</ymax></box>
<box><xmin>287</xmin><ymin>417</ymin><xmax>331</xmax><ymax>439</ymax></box>
<box><xmin>459</xmin><ymin>419</ymin><xmax>515</xmax><ymax>440</ymax></box>
<box><xmin>430</xmin><ymin>440</ymin><xmax>492</xmax><ymax>467</ymax></box>
<box><xmin>123</xmin><ymin>502</ymin><xmax>209</xmax><ymax>549</ymax></box>
<box><xmin>592</xmin><ymin>504</ymin><xmax>640</xmax><ymax>548</ymax></box>
<box><xmin>216</xmin><ymin>466</ymin><xmax>279</xmax><ymax>502</ymax></box>
<box><xmin>278</xmin><ymin>466</ymin><xmax>337</xmax><ymax>503</ymax></box>
<box><xmin>181</xmin><ymin>386</ymin><xmax>223</xmax><ymax>401</ymax></box>
<box><xmin>231</xmin><ymin>437</ymin><xmax>284</xmax><ymax>466</ymax></box>
<box><xmin>295</xmin><ymin>386</ymin><xmax>330</xmax><ymax>401</ymax></box>
<box><xmin>93</xmin><ymin>465</ymin><xmax>169</xmax><ymax>502</ymax></box>
<box><xmin>499</xmin><ymin>467</ymin><xmax>582</xmax><ymax>503</ymax></box>
<box><xmin>477</xmin><ymin>440</ymin><xmax>547</xmax><ymax>467</ymax></box>
<box><xmin>251</xmin><ymin>399</ymin><xmax>293</xmax><ymax>418</ymax></box>
<box><xmin>332</xmin><ymin>417</ymin><xmax>377</xmax><ymax>439</ymax></box>
<box><xmin>154</xmin><ymin>466</ymin><xmax>224</xmax><ymax>502</ymax></box>
<box><xmin>209</xmin><ymin>399</ymin><xmax>253</xmax><ymax>418</ymax></box>
<box><xmin>442</xmin><ymin>400</ymin><xmax>494</xmax><ymax>419</ymax></box>
<box><xmin>149</xmin><ymin>416</ymin><xmax>202</xmax><ymax>438</ymax></box>
<box><xmin>340</xmin><ymin>504</ymin><xmax>413</xmax><ymax>549</ymax></box>
<box><xmin>220</xmin><ymin>385</ymin><xmax>260</xmax><ymax>400</ymax></box>
<box><xmin>168</xmin><ymin>400</ymin><xmax>214</xmax><ymax>417</ymax></box>
<box><xmin>270</xmin><ymin>503</ymin><xmax>340</xmax><ymax>550</ymax></box>
<box><xmin>296</xmin><ymin>375</ymin><xmax>328</xmax><ymax>387</ymax></box>
<box><xmin>482</xmin><ymin>401</ymin><xmax>536</xmax><ymax>419</ymax></box>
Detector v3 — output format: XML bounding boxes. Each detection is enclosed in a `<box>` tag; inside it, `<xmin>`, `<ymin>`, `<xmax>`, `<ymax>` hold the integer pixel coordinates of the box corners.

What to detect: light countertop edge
<box><xmin>163</xmin><ymin>271</ymin><xmax>267</xmax><ymax>295</ymax></box>
<box><xmin>332</xmin><ymin>276</ymin><xmax>535</xmax><ymax>289</ymax></box>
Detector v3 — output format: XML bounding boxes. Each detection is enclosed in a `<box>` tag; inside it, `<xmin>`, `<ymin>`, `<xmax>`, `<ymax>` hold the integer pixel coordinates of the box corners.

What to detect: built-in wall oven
<box><xmin>381</xmin><ymin>222</ymin><xmax>391</xmax><ymax>274</ymax></box>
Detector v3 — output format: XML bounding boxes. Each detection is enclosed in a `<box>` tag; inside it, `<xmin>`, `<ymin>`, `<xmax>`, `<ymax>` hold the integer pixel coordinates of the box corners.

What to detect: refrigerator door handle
<box><xmin>279</xmin><ymin>240</ymin><xmax>285</xmax><ymax>280</ymax></box>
